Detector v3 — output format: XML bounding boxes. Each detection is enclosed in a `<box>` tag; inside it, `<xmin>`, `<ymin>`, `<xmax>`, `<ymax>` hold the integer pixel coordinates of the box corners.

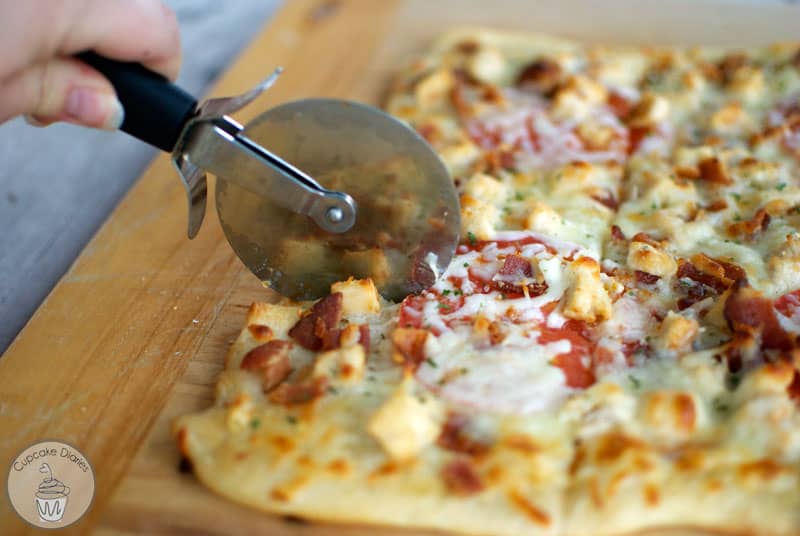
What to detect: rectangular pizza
<box><xmin>174</xmin><ymin>28</ymin><xmax>800</xmax><ymax>535</ymax></box>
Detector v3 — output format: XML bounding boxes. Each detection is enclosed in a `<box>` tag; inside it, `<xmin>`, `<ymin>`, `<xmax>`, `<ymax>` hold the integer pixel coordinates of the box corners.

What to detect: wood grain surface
<box><xmin>2</xmin><ymin>0</ymin><xmax>799</xmax><ymax>534</ymax></box>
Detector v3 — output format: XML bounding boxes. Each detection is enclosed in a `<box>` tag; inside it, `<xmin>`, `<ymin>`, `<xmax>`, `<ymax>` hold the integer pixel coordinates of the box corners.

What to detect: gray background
<box><xmin>0</xmin><ymin>0</ymin><xmax>282</xmax><ymax>352</ymax></box>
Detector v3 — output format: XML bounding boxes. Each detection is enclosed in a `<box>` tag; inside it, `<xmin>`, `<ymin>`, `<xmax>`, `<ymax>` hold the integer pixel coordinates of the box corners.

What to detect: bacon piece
<box><xmin>724</xmin><ymin>283</ymin><xmax>794</xmax><ymax>350</ymax></box>
<box><xmin>487</xmin><ymin>320</ymin><xmax>506</xmax><ymax>345</ymax></box>
<box><xmin>320</xmin><ymin>328</ymin><xmax>342</xmax><ymax>351</ymax></box>
<box><xmin>524</xmin><ymin>116</ymin><xmax>541</xmax><ymax>151</ymax></box>
<box><xmin>675</xmin><ymin>254</ymin><xmax>747</xmax><ymax>309</ymax></box>
<box><xmin>491</xmin><ymin>254</ymin><xmax>548</xmax><ymax>296</ymax></box>
<box><xmin>467</xmin><ymin>122</ymin><xmax>503</xmax><ymax>150</ymax></box>
<box><xmin>792</xmin><ymin>49</ymin><xmax>800</xmax><ymax>70</ymax></box>
<box><xmin>247</xmin><ymin>324</ymin><xmax>273</xmax><ymax>341</ymax></box>
<box><xmin>627</xmin><ymin>126</ymin><xmax>650</xmax><ymax>155</ymax></box>
<box><xmin>788</xmin><ymin>370</ymin><xmax>800</xmax><ymax>401</ymax></box>
<box><xmin>456</xmin><ymin>40</ymin><xmax>480</xmax><ymax>54</ymax></box>
<box><xmin>704</xmin><ymin>199</ymin><xmax>728</xmax><ymax>212</ymax></box>
<box><xmin>320</xmin><ymin>325</ymin><xmax>369</xmax><ymax>354</ymax></box>
<box><xmin>723</xmin><ymin>338</ymin><xmax>744</xmax><ymax>374</ymax></box>
<box><xmin>269</xmin><ymin>377</ymin><xmax>328</xmax><ymax>406</ymax></box>
<box><xmin>473</xmin><ymin>316</ymin><xmax>507</xmax><ymax>346</ymax></box>
<box><xmin>697</xmin><ymin>157</ymin><xmax>732</xmax><ymax>185</ymax></box>
<box><xmin>635</xmin><ymin>270</ymin><xmax>660</xmax><ymax>285</ymax></box>
<box><xmin>677</xmin><ymin>262</ymin><xmax>725</xmax><ymax>292</ymax></box>
<box><xmin>721</xmin><ymin>331</ymin><xmax>764</xmax><ymax>376</ymax></box>
<box><xmin>677</xmin><ymin>254</ymin><xmax>747</xmax><ymax>293</ymax></box>
<box><xmin>416</xmin><ymin>123</ymin><xmax>440</xmax><ymax>144</ymax></box>
<box><xmin>483</xmin><ymin>148</ymin><xmax>517</xmax><ymax>174</ymax></box>
<box><xmin>717</xmin><ymin>53</ymin><xmax>748</xmax><ymax>84</ymax></box>
<box><xmin>358</xmin><ymin>324</ymin><xmax>371</xmax><ymax>352</ymax></box>
<box><xmin>699</xmin><ymin>61</ymin><xmax>722</xmax><ymax>83</ymax></box>
<box><xmin>437</xmin><ymin>414</ymin><xmax>490</xmax><ymax>456</ymax></box>
<box><xmin>607</xmin><ymin>91</ymin><xmax>632</xmax><ymax>119</ymax></box>
<box><xmin>449</xmin><ymin>84</ymin><xmax>472</xmax><ymax>119</ymax></box>
<box><xmin>715</xmin><ymin>258</ymin><xmax>747</xmax><ymax>284</ymax></box>
<box><xmin>392</xmin><ymin>328</ymin><xmax>428</xmax><ymax>369</ymax></box>
<box><xmin>677</xmin><ymin>291</ymin><xmax>711</xmax><ymax>311</ymax></box>
<box><xmin>675</xmin><ymin>166</ymin><xmax>700</xmax><ymax>180</ymax></box>
<box><xmin>408</xmin><ymin>224</ymin><xmax>454</xmax><ymax>292</ymax></box>
<box><xmin>631</xmin><ymin>232</ymin><xmax>663</xmax><ymax>248</ymax></box>
<box><xmin>289</xmin><ymin>293</ymin><xmax>343</xmax><ymax>351</ymax></box>
<box><xmin>727</xmin><ymin>208</ymin><xmax>771</xmax><ymax>240</ymax></box>
<box><xmin>515</xmin><ymin>58</ymin><xmax>562</xmax><ymax>95</ymax></box>
<box><xmin>452</xmin><ymin>67</ymin><xmax>478</xmax><ymax>85</ymax></box>
<box><xmin>240</xmin><ymin>340</ymin><xmax>293</xmax><ymax>392</ymax></box>
<box><xmin>591</xmin><ymin>192</ymin><xmax>619</xmax><ymax>211</ymax></box>
<box><xmin>481</xmin><ymin>84</ymin><xmax>505</xmax><ymax>104</ymax></box>
<box><xmin>441</xmin><ymin>459</ymin><xmax>484</xmax><ymax>496</ymax></box>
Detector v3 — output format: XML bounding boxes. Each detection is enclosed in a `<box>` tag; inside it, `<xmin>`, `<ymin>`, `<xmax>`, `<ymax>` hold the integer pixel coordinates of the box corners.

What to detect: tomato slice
<box><xmin>539</xmin><ymin>320</ymin><xmax>595</xmax><ymax>388</ymax></box>
<box><xmin>774</xmin><ymin>289</ymin><xmax>800</xmax><ymax>318</ymax></box>
<box><xmin>398</xmin><ymin>295</ymin><xmax>426</xmax><ymax>329</ymax></box>
<box><xmin>552</xmin><ymin>353</ymin><xmax>595</xmax><ymax>389</ymax></box>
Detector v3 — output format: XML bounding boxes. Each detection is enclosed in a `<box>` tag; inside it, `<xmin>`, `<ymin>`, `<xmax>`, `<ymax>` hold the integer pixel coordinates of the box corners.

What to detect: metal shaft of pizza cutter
<box><xmin>181</xmin><ymin>115</ymin><xmax>357</xmax><ymax>234</ymax></box>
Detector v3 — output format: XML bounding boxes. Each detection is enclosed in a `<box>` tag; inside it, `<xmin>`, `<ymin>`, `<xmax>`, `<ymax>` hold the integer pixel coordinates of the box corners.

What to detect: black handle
<box><xmin>76</xmin><ymin>51</ymin><xmax>198</xmax><ymax>152</ymax></box>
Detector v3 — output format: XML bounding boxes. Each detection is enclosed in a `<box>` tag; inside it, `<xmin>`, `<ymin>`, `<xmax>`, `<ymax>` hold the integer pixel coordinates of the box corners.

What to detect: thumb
<box><xmin>0</xmin><ymin>56</ymin><xmax>123</xmax><ymax>130</ymax></box>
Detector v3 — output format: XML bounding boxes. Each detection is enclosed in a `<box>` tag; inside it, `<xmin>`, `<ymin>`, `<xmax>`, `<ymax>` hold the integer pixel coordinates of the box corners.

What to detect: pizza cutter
<box><xmin>77</xmin><ymin>53</ymin><xmax>460</xmax><ymax>301</ymax></box>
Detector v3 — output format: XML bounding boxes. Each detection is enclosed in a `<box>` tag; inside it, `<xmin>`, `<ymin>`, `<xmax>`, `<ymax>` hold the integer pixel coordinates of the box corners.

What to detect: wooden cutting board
<box><xmin>2</xmin><ymin>0</ymin><xmax>799</xmax><ymax>534</ymax></box>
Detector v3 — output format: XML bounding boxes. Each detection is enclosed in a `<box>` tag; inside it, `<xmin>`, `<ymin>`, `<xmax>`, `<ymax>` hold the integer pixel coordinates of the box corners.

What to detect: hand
<box><xmin>0</xmin><ymin>0</ymin><xmax>181</xmax><ymax>130</ymax></box>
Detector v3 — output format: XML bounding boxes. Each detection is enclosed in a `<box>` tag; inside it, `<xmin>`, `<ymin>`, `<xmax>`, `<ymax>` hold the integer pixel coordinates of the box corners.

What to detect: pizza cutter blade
<box><xmin>215</xmin><ymin>100</ymin><xmax>459</xmax><ymax>301</ymax></box>
<box><xmin>75</xmin><ymin>53</ymin><xmax>460</xmax><ymax>301</ymax></box>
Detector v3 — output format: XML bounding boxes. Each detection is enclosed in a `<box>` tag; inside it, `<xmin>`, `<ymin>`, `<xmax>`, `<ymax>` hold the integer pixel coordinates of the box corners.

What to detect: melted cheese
<box><xmin>420</xmin><ymin>328</ymin><xmax>572</xmax><ymax>414</ymax></box>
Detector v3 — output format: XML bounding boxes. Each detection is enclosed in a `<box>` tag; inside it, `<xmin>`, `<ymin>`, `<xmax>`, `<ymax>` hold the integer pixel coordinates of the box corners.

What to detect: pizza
<box><xmin>174</xmin><ymin>28</ymin><xmax>800</xmax><ymax>535</ymax></box>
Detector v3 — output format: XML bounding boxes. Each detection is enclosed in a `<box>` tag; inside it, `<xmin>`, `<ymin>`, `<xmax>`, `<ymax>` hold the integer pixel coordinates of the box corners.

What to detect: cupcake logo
<box><xmin>35</xmin><ymin>463</ymin><xmax>70</xmax><ymax>522</ymax></box>
<box><xmin>7</xmin><ymin>440</ymin><xmax>94</xmax><ymax>529</ymax></box>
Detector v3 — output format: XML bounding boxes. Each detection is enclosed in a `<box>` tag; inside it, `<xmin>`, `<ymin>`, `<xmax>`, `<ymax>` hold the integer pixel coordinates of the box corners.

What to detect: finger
<box><xmin>0</xmin><ymin>57</ymin><xmax>124</xmax><ymax>130</ymax></box>
<box><xmin>65</xmin><ymin>0</ymin><xmax>182</xmax><ymax>80</ymax></box>
<box><xmin>0</xmin><ymin>0</ymin><xmax>181</xmax><ymax>82</ymax></box>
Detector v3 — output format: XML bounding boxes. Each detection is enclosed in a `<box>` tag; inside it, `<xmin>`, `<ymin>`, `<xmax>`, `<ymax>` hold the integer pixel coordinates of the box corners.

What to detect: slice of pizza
<box><xmin>176</xmin><ymin>28</ymin><xmax>800</xmax><ymax>535</ymax></box>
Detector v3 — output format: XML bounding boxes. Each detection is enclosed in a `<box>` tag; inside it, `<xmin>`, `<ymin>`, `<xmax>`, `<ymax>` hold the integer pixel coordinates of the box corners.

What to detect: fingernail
<box><xmin>104</xmin><ymin>97</ymin><xmax>125</xmax><ymax>130</ymax></box>
<box><xmin>64</xmin><ymin>87</ymin><xmax>125</xmax><ymax>130</ymax></box>
<box><xmin>23</xmin><ymin>114</ymin><xmax>48</xmax><ymax>127</ymax></box>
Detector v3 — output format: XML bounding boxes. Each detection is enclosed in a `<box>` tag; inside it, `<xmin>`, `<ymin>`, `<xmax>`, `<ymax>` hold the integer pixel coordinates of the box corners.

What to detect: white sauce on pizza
<box><xmin>419</xmin><ymin>328</ymin><xmax>572</xmax><ymax>414</ymax></box>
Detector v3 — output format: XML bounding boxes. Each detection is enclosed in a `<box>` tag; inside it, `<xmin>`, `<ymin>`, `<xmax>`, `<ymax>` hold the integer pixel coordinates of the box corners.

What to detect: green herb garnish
<box><xmin>712</xmin><ymin>397</ymin><xmax>730</xmax><ymax>414</ymax></box>
<box><xmin>628</xmin><ymin>375</ymin><xmax>641</xmax><ymax>389</ymax></box>
<box><xmin>725</xmin><ymin>373</ymin><xmax>742</xmax><ymax>391</ymax></box>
